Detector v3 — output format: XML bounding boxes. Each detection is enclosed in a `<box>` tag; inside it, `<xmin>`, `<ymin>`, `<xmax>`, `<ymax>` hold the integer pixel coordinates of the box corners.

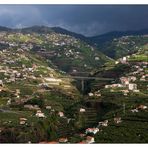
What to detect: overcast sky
<box><xmin>0</xmin><ymin>5</ymin><xmax>148</xmax><ymax>36</ymax></box>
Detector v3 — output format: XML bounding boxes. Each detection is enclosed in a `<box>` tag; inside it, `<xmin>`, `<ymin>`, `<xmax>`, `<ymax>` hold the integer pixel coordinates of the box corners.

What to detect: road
<box><xmin>58</xmin><ymin>76</ymin><xmax>114</xmax><ymax>81</ymax></box>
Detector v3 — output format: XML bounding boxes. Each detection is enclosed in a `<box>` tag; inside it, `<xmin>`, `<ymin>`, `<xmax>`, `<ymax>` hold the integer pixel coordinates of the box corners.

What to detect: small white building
<box><xmin>80</xmin><ymin>108</ymin><xmax>86</xmax><ymax>113</ymax></box>
<box><xmin>95</xmin><ymin>57</ymin><xmax>100</xmax><ymax>60</ymax></box>
<box><xmin>36</xmin><ymin>110</ymin><xmax>46</xmax><ymax>118</ymax></box>
<box><xmin>114</xmin><ymin>117</ymin><xmax>122</xmax><ymax>124</ymax></box>
<box><xmin>128</xmin><ymin>83</ymin><xmax>137</xmax><ymax>91</ymax></box>
<box><xmin>98</xmin><ymin>120</ymin><xmax>108</xmax><ymax>127</ymax></box>
<box><xmin>105</xmin><ymin>85</ymin><xmax>110</xmax><ymax>89</ymax></box>
<box><xmin>0</xmin><ymin>80</ymin><xmax>3</xmax><ymax>86</ymax></box>
<box><xmin>58</xmin><ymin>112</ymin><xmax>64</xmax><ymax>117</ymax></box>
<box><xmin>85</xmin><ymin>128</ymin><xmax>99</xmax><ymax>134</ymax></box>
<box><xmin>123</xmin><ymin>57</ymin><xmax>127</xmax><ymax>62</ymax></box>
<box><xmin>115</xmin><ymin>61</ymin><xmax>119</xmax><ymax>64</ymax></box>
<box><xmin>88</xmin><ymin>92</ymin><xmax>94</xmax><ymax>97</ymax></box>
<box><xmin>131</xmin><ymin>109</ymin><xmax>139</xmax><ymax>113</ymax></box>
<box><xmin>46</xmin><ymin>106</ymin><xmax>51</xmax><ymax>110</ymax></box>
<box><xmin>19</xmin><ymin>118</ymin><xmax>27</xmax><ymax>125</ymax></box>
<box><xmin>133</xmin><ymin>89</ymin><xmax>140</xmax><ymax>93</ymax></box>
<box><xmin>86</xmin><ymin>136</ymin><xmax>95</xmax><ymax>144</ymax></box>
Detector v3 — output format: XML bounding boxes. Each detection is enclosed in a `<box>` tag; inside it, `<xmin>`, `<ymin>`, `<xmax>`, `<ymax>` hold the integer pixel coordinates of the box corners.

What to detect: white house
<box><xmin>85</xmin><ymin>128</ymin><xmax>99</xmax><ymax>134</ymax></box>
<box><xmin>114</xmin><ymin>117</ymin><xmax>122</xmax><ymax>124</ymax></box>
<box><xmin>46</xmin><ymin>106</ymin><xmax>51</xmax><ymax>110</ymax></box>
<box><xmin>95</xmin><ymin>57</ymin><xmax>100</xmax><ymax>60</ymax></box>
<box><xmin>86</xmin><ymin>136</ymin><xmax>95</xmax><ymax>144</ymax></box>
<box><xmin>128</xmin><ymin>83</ymin><xmax>137</xmax><ymax>91</ymax></box>
<box><xmin>115</xmin><ymin>61</ymin><xmax>119</xmax><ymax>64</ymax></box>
<box><xmin>0</xmin><ymin>80</ymin><xmax>3</xmax><ymax>86</ymax></box>
<box><xmin>123</xmin><ymin>57</ymin><xmax>127</xmax><ymax>61</ymax></box>
<box><xmin>88</xmin><ymin>92</ymin><xmax>94</xmax><ymax>97</ymax></box>
<box><xmin>131</xmin><ymin>109</ymin><xmax>139</xmax><ymax>113</ymax></box>
<box><xmin>19</xmin><ymin>118</ymin><xmax>27</xmax><ymax>125</ymax></box>
<box><xmin>58</xmin><ymin>112</ymin><xmax>64</xmax><ymax>117</ymax></box>
<box><xmin>36</xmin><ymin>110</ymin><xmax>46</xmax><ymax>118</ymax></box>
<box><xmin>98</xmin><ymin>120</ymin><xmax>108</xmax><ymax>127</ymax></box>
<box><xmin>80</xmin><ymin>108</ymin><xmax>86</xmax><ymax>113</ymax></box>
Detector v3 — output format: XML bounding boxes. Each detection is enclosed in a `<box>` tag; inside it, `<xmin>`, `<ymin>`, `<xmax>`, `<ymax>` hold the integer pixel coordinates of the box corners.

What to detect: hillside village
<box><xmin>0</xmin><ymin>28</ymin><xmax>148</xmax><ymax>143</ymax></box>
<box><xmin>0</xmin><ymin>31</ymin><xmax>110</xmax><ymax>74</ymax></box>
<box><xmin>82</xmin><ymin>46</ymin><xmax>148</xmax><ymax>143</ymax></box>
<box><xmin>56</xmin><ymin>48</ymin><xmax>147</xmax><ymax>144</ymax></box>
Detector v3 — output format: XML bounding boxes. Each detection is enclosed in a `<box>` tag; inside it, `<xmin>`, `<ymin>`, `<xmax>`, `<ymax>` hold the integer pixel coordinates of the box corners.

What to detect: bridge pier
<box><xmin>81</xmin><ymin>79</ymin><xmax>84</xmax><ymax>93</ymax></box>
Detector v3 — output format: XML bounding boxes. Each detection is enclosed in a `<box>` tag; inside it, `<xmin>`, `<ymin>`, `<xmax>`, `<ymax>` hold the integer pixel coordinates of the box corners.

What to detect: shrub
<box><xmin>25</xmin><ymin>98</ymin><xmax>44</xmax><ymax>108</ymax></box>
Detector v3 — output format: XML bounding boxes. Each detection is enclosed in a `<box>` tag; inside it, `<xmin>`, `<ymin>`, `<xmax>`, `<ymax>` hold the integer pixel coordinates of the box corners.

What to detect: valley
<box><xmin>0</xmin><ymin>26</ymin><xmax>147</xmax><ymax>143</ymax></box>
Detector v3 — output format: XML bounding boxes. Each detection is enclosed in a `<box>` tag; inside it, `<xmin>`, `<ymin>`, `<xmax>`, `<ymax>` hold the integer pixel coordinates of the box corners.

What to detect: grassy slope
<box><xmin>93</xmin><ymin>47</ymin><xmax>148</xmax><ymax>143</ymax></box>
<box><xmin>97</xmin><ymin>35</ymin><xmax>148</xmax><ymax>59</ymax></box>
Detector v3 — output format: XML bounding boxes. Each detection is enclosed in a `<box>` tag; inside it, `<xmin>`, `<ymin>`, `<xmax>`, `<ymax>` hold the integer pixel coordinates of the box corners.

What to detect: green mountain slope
<box><xmin>0</xmin><ymin>32</ymin><xmax>82</xmax><ymax>142</ymax></box>
<box><xmin>1</xmin><ymin>30</ymin><xmax>111</xmax><ymax>74</ymax></box>
<box><xmin>96</xmin><ymin>35</ymin><xmax>148</xmax><ymax>59</ymax></box>
<box><xmin>0</xmin><ymin>26</ymin><xmax>148</xmax><ymax>143</ymax></box>
<box><xmin>85</xmin><ymin>46</ymin><xmax>148</xmax><ymax>143</ymax></box>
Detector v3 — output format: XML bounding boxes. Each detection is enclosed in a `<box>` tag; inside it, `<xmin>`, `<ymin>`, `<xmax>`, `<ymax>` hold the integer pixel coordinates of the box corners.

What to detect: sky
<box><xmin>0</xmin><ymin>5</ymin><xmax>148</xmax><ymax>36</ymax></box>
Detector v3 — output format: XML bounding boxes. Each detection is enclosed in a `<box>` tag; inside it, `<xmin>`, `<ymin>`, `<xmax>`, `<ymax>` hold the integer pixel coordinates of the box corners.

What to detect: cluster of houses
<box><xmin>31</xmin><ymin>32</ymin><xmax>93</xmax><ymax>62</ymax></box>
<box><xmin>46</xmin><ymin>108</ymin><xmax>120</xmax><ymax>144</ymax></box>
<box><xmin>46</xmin><ymin>33</ymin><xmax>79</xmax><ymax>47</ymax></box>
<box><xmin>0</xmin><ymin>39</ymin><xmax>78</xmax><ymax>106</ymax></box>
<box><xmin>0</xmin><ymin>48</ymin><xmax>40</xmax><ymax>84</ymax></box>
<box><xmin>0</xmin><ymin>31</ymin><xmax>103</xmax><ymax>81</ymax></box>
<box><xmin>75</xmin><ymin>116</ymin><xmax>122</xmax><ymax>144</ymax></box>
<box><xmin>80</xmin><ymin>53</ymin><xmax>147</xmax><ymax>143</ymax></box>
<box><xmin>114</xmin><ymin>35</ymin><xmax>139</xmax><ymax>57</ymax></box>
<box><xmin>105</xmin><ymin>76</ymin><xmax>139</xmax><ymax>94</ymax></box>
<box><xmin>114</xmin><ymin>35</ymin><xmax>136</xmax><ymax>44</ymax></box>
<box><xmin>105</xmin><ymin>55</ymin><xmax>147</xmax><ymax>95</ymax></box>
<box><xmin>0</xmin><ymin>32</ymin><xmax>147</xmax><ymax>144</ymax></box>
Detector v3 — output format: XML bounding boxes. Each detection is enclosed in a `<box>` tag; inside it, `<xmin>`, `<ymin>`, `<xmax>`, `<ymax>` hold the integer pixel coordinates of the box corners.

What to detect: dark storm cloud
<box><xmin>0</xmin><ymin>5</ymin><xmax>148</xmax><ymax>36</ymax></box>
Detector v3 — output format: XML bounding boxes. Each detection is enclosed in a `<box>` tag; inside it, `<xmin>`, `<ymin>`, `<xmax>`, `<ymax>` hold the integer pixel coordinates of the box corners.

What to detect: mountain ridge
<box><xmin>88</xmin><ymin>29</ymin><xmax>148</xmax><ymax>45</ymax></box>
<box><xmin>1</xmin><ymin>25</ymin><xmax>148</xmax><ymax>40</ymax></box>
<box><xmin>1</xmin><ymin>25</ymin><xmax>148</xmax><ymax>60</ymax></box>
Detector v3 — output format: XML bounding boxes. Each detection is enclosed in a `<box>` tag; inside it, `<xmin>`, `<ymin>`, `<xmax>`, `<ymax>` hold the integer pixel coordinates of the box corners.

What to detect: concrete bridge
<box><xmin>58</xmin><ymin>76</ymin><xmax>114</xmax><ymax>93</ymax></box>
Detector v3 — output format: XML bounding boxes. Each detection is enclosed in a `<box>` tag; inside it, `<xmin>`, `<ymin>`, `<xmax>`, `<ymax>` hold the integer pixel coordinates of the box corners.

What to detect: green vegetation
<box><xmin>129</xmin><ymin>54</ymin><xmax>148</xmax><ymax>62</ymax></box>
<box><xmin>97</xmin><ymin>35</ymin><xmax>148</xmax><ymax>59</ymax></box>
<box><xmin>0</xmin><ymin>29</ymin><xmax>148</xmax><ymax>143</ymax></box>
